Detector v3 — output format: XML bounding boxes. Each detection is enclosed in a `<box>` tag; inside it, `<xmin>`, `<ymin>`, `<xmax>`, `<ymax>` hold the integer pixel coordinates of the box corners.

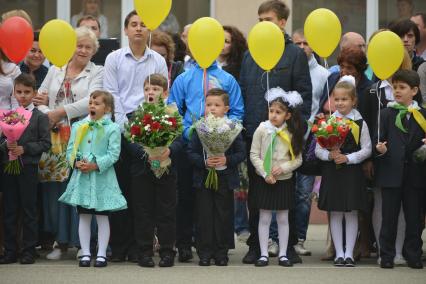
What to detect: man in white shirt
<box><xmin>103</xmin><ymin>10</ymin><xmax>168</xmax><ymax>264</ymax></box>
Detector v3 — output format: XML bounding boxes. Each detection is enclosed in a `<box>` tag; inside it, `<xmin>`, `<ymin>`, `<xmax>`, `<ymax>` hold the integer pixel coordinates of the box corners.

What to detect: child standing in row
<box><xmin>59</xmin><ymin>91</ymin><xmax>127</xmax><ymax>268</ymax></box>
<box><xmin>375</xmin><ymin>70</ymin><xmax>426</xmax><ymax>270</ymax></box>
<box><xmin>315</xmin><ymin>76</ymin><xmax>372</xmax><ymax>267</ymax></box>
<box><xmin>188</xmin><ymin>89</ymin><xmax>245</xmax><ymax>266</ymax></box>
<box><xmin>250</xmin><ymin>88</ymin><xmax>303</xmax><ymax>267</ymax></box>
<box><xmin>0</xmin><ymin>74</ymin><xmax>51</xmax><ymax>265</ymax></box>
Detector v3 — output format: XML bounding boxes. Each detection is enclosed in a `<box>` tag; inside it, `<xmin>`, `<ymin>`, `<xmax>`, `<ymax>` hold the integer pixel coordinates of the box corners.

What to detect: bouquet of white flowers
<box><xmin>194</xmin><ymin>113</ymin><xmax>243</xmax><ymax>190</ymax></box>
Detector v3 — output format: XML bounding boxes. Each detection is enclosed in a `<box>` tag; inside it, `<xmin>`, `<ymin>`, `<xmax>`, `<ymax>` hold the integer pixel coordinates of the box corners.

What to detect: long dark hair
<box><xmin>270</xmin><ymin>98</ymin><xmax>304</xmax><ymax>156</ymax></box>
<box><xmin>222</xmin><ymin>26</ymin><xmax>247</xmax><ymax>79</ymax></box>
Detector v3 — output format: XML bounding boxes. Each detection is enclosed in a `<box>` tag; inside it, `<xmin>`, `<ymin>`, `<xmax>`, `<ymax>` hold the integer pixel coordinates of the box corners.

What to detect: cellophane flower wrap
<box><xmin>125</xmin><ymin>100</ymin><xmax>183</xmax><ymax>178</ymax></box>
<box><xmin>194</xmin><ymin>113</ymin><xmax>243</xmax><ymax>190</ymax></box>
<box><xmin>311</xmin><ymin>115</ymin><xmax>350</xmax><ymax>150</ymax></box>
<box><xmin>0</xmin><ymin>108</ymin><xmax>32</xmax><ymax>175</ymax></box>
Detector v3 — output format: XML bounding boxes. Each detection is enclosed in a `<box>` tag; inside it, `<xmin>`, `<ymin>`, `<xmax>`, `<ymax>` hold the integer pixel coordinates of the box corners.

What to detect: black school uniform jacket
<box><xmin>187</xmin><ymin>132</ymin><xmax>246</xmax><ymax>190</ymax></box>
<box><xmin>374</xmin><ymin>106</ymin><xmax>426</xmax><ymax>188</ymax></box>
<box><xmin>0</xmin><ymin>108</ymin><xmax>51</xmax><ymax>165</ymax></box>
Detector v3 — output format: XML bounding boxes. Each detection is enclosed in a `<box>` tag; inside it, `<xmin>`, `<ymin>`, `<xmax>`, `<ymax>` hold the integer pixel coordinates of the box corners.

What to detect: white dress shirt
<box><xmin>315</xmin><ymin>109</ymin><xmax>372</xmax><ymax>165</ymax></box>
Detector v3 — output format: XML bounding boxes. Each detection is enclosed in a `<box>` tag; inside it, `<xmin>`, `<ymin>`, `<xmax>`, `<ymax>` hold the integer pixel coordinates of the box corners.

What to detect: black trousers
<box><xmin>109</xmin><ymin>138</ymin><xmax>137</xmax><ymax>258</ymax></box>
<box><xmin>2</xmin><ymin>164</ymin><xmax>38</xmax><ymax>256</ymax></box>
<box><xmin>176</xmin><ymin>144</ymin><xmax>195</xmax><ymax>249</ymax></box>
<box><xmin>195</xmin><ymin>174</ymin><xmax>234</xmax><ymax>259</ymax></box>
<box><xmin>380</xmin><ymin>183</ymin><xmax>424</xmax><ymax>263</ymax></box>
<box><xmin>131</xmin><ymin>171</ymin><xmax>177</xmax><ymax>257</ymax></box>
<box><xmin>245</xmin><ymin>138</ymin><xmax>298</xmax><ymax>253</ymax></box>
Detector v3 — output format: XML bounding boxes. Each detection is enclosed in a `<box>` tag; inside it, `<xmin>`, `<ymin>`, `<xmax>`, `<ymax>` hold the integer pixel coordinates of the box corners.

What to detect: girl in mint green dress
<box><xmin>59</xmin><ymin>91</ymin><xmax>126</xmax><ymax>268</ymax></box>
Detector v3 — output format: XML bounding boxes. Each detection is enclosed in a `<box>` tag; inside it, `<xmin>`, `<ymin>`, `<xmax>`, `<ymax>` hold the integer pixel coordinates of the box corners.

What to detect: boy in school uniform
<box><xmin>375</xmin><ymin>69</ymin><xmax>425</xmax><ymax>269</ymax></box>
<box><xmin>0</xmin><ymin>74</ymin><xmax>51</xmax><ymax>264</ymax></box>
<box><xmin>187</xmin><ymin>88</ymin><xmax>246</xmax><ymax>266</ymax></box>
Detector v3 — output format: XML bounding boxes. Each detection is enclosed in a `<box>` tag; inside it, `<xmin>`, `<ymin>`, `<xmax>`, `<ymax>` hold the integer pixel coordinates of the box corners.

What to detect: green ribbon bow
<box><xmin>390</xmin><ymin>103</ymin><xmax>426</xmax><ymax>133</ymax></box>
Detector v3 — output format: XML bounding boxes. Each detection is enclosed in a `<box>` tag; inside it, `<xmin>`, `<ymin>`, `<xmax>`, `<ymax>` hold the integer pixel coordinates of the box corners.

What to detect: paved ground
<box><xmin>1</xmin><ymin>225</ymin><xmax>425</xmax><ymax>284</ymax></box>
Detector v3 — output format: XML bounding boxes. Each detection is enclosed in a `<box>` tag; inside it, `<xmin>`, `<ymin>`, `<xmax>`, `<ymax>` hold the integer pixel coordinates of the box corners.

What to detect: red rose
<box><xmin>325</xmin><ymin>125</ymin><xmax>334</xmax><ymax>133</ymax></box>
<box><xmin>130</xmin><ymin>125</ymin><xmax>141</xmax><ymax>136</ymax></box>
<box><xmin>142</xmin><ymin>114</ymin><xmax>152</xmax><ymax>125</ymax></box>
<box><xmin>168</xmin><ymin>117</ymin><xmax>177</xmax><ymax>128</ymax></box>
<box><xmin>311</xmin><ymin>125</ymin><xmax>319</xmax><ymax>133</ymax></box>
<box><xmin>152</xmin><ymin>121</ymin><xmax>161</xmax><ymax>131</ymax></box>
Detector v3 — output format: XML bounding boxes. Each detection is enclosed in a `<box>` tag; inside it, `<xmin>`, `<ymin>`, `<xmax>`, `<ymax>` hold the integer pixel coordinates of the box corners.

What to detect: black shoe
<box><xmin>242</xmin><ymin>249</ymin><xmax>259</xmax><ymax>264</ymax></box>
<box><xmin>178</xmin><ymin>248</ymin><xmax>193</xmax><ymax>263</ymax></box>
<box><xmin>127</xmin><ymin>254</ymin><xmax>138</xmax><ymax>263</ymax></box>
<box><xmin>159</xmin><ymin>255</ymin><xmax>175</xmax><ymax>267</ymax></box>
<box><xmin>94</xmin><ymin>256</ymin><xmax>108</xmax><ymax>268</ymax></box>
<box><xmin>215</xmin><ymin>258</ymin><xmax>228</xmax><ymax>266</ymax></box>
<box><xmin>333</xmin><ymin>257</ymin><xmax>345</xmax><ymax>267</ymax></box>
<box><xmin>20</xmin><ymin>253</ymin><xmax>35</xmax><ymax>265</ymax></box>
<box><xmin>138</xmin><ymin>256</ymin><xmax>155</xmax><ymax>267</ymax></box>
<box><xmin>255</xmin><ymin>256</ymin><xmax>269</xmax><ymax>267</ymax></box>
<box><xmin>380</xmin><ymin>260</ymin><xmax>394</xmax><ymax>269</ymax></box>
<box><xmin>287</xmin><ymin>247</ymin><xmax>302</xmax><ymax>264</ymax></box>
<box><xmin>198</xmin><ymin>258</ymin><xmax>211</xmax><ymax>266</ymax></box>
<box><xmin>79</xmin><ymin>255</ymin><xmax>91</xmax><ymax>267</ymax></box>
<box><xmin>278</xmin><ymin>256</ymin><xmax>293</xmax><ymax>267</ymax></box>
<box><xmin>407</xmin><ymin>261</ymin><xmax>423</xmax><ymax>269</ymax></box>
<box><xmin>110</xmin><ymin>254</ymin><xmax>126</xmax><ymax>262</ymax></box>
<box><xmin>0</xmin><ymin>254</ymin><xmax>17</xmax><ymax>265</ymax></box>
<box><xmin>344</xmin><ymin>257</ymin><xmax>356</xmax><ymax>267</ymax></box>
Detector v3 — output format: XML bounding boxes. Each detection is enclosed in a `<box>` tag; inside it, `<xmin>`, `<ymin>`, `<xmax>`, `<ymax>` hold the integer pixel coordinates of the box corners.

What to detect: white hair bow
<box><xmin>338</xmin><ymin>75</ymin><xmax>356</xmax><ymax>86</ymax></box>
<box><xmin>265</xmin><ymin>87</ymin><xmax>303</xmax><ymax>108</ymax></box>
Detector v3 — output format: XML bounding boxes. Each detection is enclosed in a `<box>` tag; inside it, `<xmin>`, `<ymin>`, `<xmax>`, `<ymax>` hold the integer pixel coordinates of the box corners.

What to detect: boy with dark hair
<box><xmin>375</xmin><ymin>69</ymin><xmax>425</xmax><ymax>269</ymax></box>
<box><xmin>0</xmin><ymin>74</ymin><xmax>51</xmax><ymax>264</ymax></box>
<box><xmin>188</xmin><ymin>88</ymin><xmax>245</xmax><ymax>266</ymax></box>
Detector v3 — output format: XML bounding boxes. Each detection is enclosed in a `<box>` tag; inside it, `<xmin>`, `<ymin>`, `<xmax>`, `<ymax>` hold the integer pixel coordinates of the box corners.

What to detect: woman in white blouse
<box><xmin>0</xmin><ymin>50</ymin><xmax>21</xmax><ymax>110</ymax></box>
<box><xmin>35</xmin><ymin>26</ymin><xmax>103</xmax><ymax>260</ymax></box>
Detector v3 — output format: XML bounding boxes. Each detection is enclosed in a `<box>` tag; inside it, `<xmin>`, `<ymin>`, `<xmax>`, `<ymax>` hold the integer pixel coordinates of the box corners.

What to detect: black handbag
<box><xmin>297</xmin><ymin>132</ymin><xmax>321</xmax><ymax>176</ymax></box>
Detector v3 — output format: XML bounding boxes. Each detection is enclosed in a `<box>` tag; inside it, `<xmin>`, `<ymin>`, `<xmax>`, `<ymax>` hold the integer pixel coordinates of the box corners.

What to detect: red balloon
<box><xmin>1</xmin><ymin>17</ymin><xmax>33</xmax><ymax>63</ymax></box>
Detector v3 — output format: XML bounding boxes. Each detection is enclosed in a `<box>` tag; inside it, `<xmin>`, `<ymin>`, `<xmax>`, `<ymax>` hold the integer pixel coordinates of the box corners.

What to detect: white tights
<box><xmin>79</xmin><ymin>214</ymin><xmax>110</xmax><ymax>262</ymax></box>
<box><xmin>330</xmin><ymin>211</ymin><xmax>358</xmax><ymax>260</ymax></box>
<box><xmin>258</xmin><ymin>209</ymin><xmax>289</xmax><ymax>259</ymax></box>
<box><xmin>372</xmin><ymin>188</ymin><xmax>405</xmax><ymax>258</ymax></box>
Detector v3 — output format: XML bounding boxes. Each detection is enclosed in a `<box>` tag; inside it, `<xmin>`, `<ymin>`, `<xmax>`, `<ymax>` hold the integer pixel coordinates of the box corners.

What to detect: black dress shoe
<box><xmin>333</xmin><ymin>257</ymin><xmax>345</xmax><ymax>267</ymax></box>
<box><xmin>0</xmin><ymin>254</ymin><xmax>17</xmax><ymax>265</ymax></box>
<box><xmin>94</xmin><ymin>256</ymin><xmax>108</xmax><ymax>268</ymax></box>
<box><xmin>214</xmin><ymin>258</ymin><xmax>228</xmax><ymax>266</ymax></box>
<box><xmin>345</xmin><ymin>257</ymin><xmax>356</xmax><ymax>267</ymax></box>
<box><xmin>198</xmin><ymin>258</ymin><xmax>211</xmax><ymax>266</ymax></box>
<box><xmin>278</xmin><ymin>256</ymin><xmax>293</xmax><ymax>267</ymax></box>
<box><xmin>380</xmin><ymin>260</ymin><xmax>394</xmax><ymax>269</ymax></box>
<box><xmin>159</xmin><ymin>255</ymin><xmax>175</xmax><ymax>267</ymax></box>
<box><xmin>110</xmin><ymin>254</ymin><xmax>126</xmax><ymax>262</ymax></box>
<box><xmin>288</xmin><ymin>247</ymin><xmax>303</xmax><ymax>264</ymax></box>
<box><xmin>138</xmin><ymin>256</ymin><xmax>155</xmax><ymax>267</ymax></box>
<box><xmin>242</xmin><ymin>249</ymin><xmax>259</xmax><ymax>264</ymax></box>
<box><xmin>79</xmin><ymin>255</ymin><xmax>91</xmax><ymax>267</ymax></box>
<box><xmin>178</xmin><ymin>248</ymin><xmax>193</xmax><ymax>263</ymax></box>
<box><xmin>407</xmin><ymin>261</ymin><xmax>423</xmax><ymax>269</ymax></box>
<box><xmin>20</xmin><ymin>253</ymin><xmax>35</xmax><ymax>265</ymax></box>
<box><xmin>255</xmin><ymin>256</ymin><xmax>269</xmax><ymax>267</ymax></box>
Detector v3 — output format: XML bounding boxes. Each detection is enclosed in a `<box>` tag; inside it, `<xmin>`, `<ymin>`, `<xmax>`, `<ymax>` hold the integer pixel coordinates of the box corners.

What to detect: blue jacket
<box><xmin>168</xmin><ymin>62</ymin><xmax>244</xmax><ymax>141</ymax></box>
<box><xmin>187</xmin><ymin>132</ymin><xmax>246</xmax><ymax>190</ymax></box>
<box><xmin>240</xmin><ymin>33</ymin><xmax>312</xmax><ymax>139</ymax></box>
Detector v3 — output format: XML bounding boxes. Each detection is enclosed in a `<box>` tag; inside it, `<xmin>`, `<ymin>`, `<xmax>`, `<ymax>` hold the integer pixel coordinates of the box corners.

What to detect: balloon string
<box><xmin>267</xmin><ymin>70</ymin><xmax>272</xmax><ymax>175</ymax></box>
<box><xmin>376</xmin><ymin>80</ymin><xmax>381</xmax><ymax>144</ymax></box>
<box><xmin>203</xmin><ymin>68</ymin><xmax>208</xmax><ymax>117</ymax></box>
<box><xmin>148</xmin><ymin>31</ymin><xmax>152</xmax><ymax>86</ymax></box>
<box><xmin>324</xmin><ymin>57</ymin><xmax>331</xmax><ymax>117</ymax></box>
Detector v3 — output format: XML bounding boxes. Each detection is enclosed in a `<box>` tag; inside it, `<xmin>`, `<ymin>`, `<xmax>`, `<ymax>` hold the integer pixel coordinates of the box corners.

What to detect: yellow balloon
<box><xmin>134</xmin><ymin>0</ymin><xmax>172</xmax><ymax>30</ymax></box>
<box><xmin>248</xmin><ymin>21</ymin><xmax>284</xmax><ymax>71</ymax></box>
<box><xmin>367</xmin><ymin>31</ymin><xmax>404</xmax><ymax>80</ymax></box>
<box><xmin>188</xmin><ymin>17</ymin><xmax>224</xmax><ymax>69</ymax></box>
<box><xmin>39</xmin><ymin>20</ymin><xmax>76</xmax><ymax>67</ymax></box>
<box><xmin>304</xmin><ymin>8</ymin><xmax>341</xmax><ymax>58</ymax></box>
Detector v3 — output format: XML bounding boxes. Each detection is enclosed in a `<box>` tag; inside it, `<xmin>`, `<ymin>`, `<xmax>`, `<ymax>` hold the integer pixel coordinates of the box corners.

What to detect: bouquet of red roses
<box><xmin>311</xmin><ymin>115</ymin><xmax>350</xmax><ymax>150</ymax></box>
<box><xmin>125</xmin><ymin>100</ymin><xmax>183</xmax><ymax>178</ymax></box>
<box><xmin>0</xmin><ymin>108</ymin><xmax>32</xmax><ymax>174</ymax></box>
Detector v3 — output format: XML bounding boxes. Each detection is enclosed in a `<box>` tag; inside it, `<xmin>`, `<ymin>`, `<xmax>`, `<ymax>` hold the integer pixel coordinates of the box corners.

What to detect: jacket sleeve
<box><xmin>250</xmin><ymin>127</ymin><xmax>266</xmax><ymax>178</ymax></box>
<box><xmin>22</xmin><ymin>113</ymin><xmax>51</xmax><ymax>156</ymax></box>
<box><xmin>167</xmin><ymin>75</ymin><xmax>186</xmax><ymax>116</ymax></box>
<box><xmin>225</xmin><ymin>134</ymin><xmax>246</xmax><ymax>168</ymax></box>
<box><xmin>279</xmin><ymin>153</ymin><xmax>303</xmax><ymax>174</ymax></box>
<box><xmin>227</xmin><ymin>77</ymin><xmax>245</xmax><ymax>122</ymax></box>
<box><xmin>292</xmin><ymin>48</ymin><xmax>312</xmax><ymax>121</ymax></box>
<box><xmin>346</xmin><ymin>121</ymin><xmax>372</xmax><ymax>164</ymax></box>
<box><xmin>187</xmin><ymin>133</ymin><xmax>206</xmax><ymax>169</ymax></box>
<box><xmin>94</xmin><ymin>124</ymin><xmax>121</xmax><ymax>174</ymax></box>
<box><xmin>169</xmin><ymin>135</ymin><xmax>184</xmax><ymax>158</ymax></box>
<box><xmin>66</xmin><ymin>122</ymin><xmax>78</xmax><ymax>164</ymax></box>
<box><xmin>37</xmin><ymin>66</ymin><xmax>55</xmax><ymax>114</ymax></box>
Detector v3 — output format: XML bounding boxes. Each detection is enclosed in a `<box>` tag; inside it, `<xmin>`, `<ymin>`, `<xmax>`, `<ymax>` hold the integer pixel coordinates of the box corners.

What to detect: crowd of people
<box><xmin>0</xmin><ymin>0</ymin><xmax>425</xmax><ymax>271</ymax></box>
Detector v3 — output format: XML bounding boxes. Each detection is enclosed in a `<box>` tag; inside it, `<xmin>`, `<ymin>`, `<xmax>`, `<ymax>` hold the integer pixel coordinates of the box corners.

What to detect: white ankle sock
<box><xmin>276</xmin><ymin>210</ymin><xmax>289</xmax><ymax>258</ymax></box>
<box><xmin>258</xmin><ymin>210</ymin><xmax>272</xmax><ymax>258</ymax></box>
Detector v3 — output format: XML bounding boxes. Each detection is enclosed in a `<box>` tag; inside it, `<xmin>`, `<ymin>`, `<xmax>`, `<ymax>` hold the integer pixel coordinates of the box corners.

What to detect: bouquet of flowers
<box><xmin>311</xmin><ymin>115</ymin><xmax>350</xmax><ymax>150</ymax></box>
<box><xmin>0</xmin><ymin>108</ymin><xmax>32</xmax><ymax>174</ymax></box>
<box><xmin>125</xmin><ymin>100</ymin><xmax>183</xmax><ymax>178</ymax></box>
<box><xmin>194</xmin><ymin>113</ymin><xmax>243</xmax><ymax>190</ymax></box>
<box><xmin>413</xmin><ymin>139</ymin><xmax>426</xmax><ymax>163</ymax></box>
